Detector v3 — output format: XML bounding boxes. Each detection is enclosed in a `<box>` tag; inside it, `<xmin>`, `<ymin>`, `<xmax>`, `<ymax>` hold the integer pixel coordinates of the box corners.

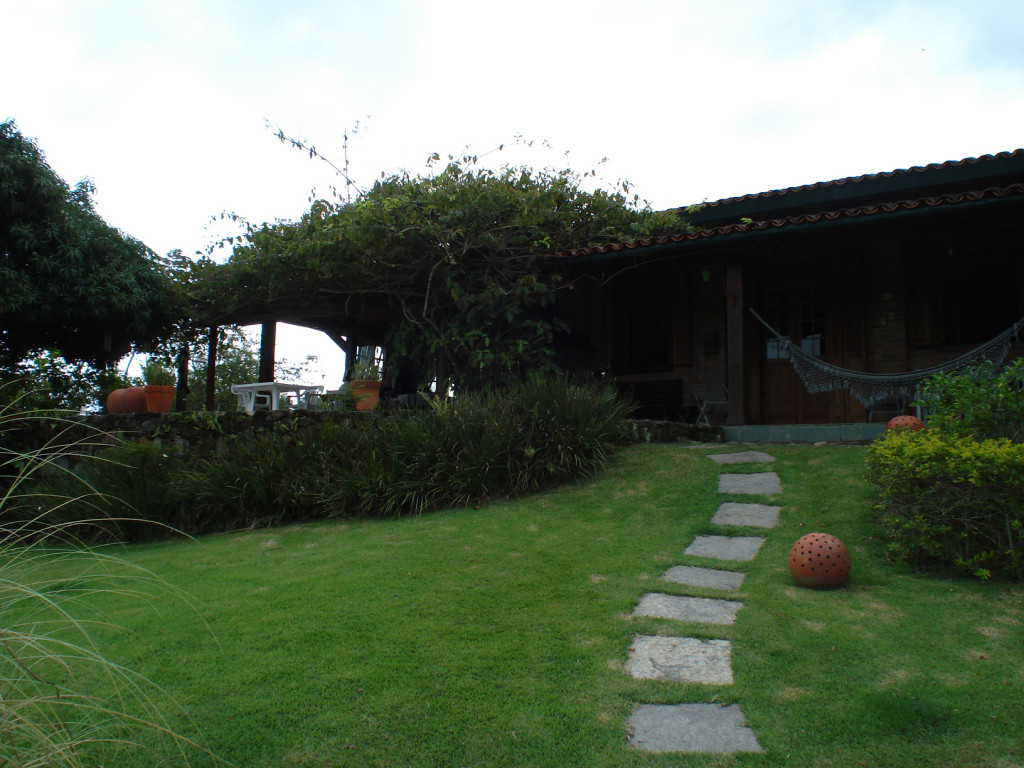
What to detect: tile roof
<box><xmin>550</xmin><ymin>149</ymin><xmax>1024</xmax><ymax>262</ymax></box>
<box><xmin>699</xmin><ymin>149</ymin><xmax>1024</xmax><ymax>210</ymax></box>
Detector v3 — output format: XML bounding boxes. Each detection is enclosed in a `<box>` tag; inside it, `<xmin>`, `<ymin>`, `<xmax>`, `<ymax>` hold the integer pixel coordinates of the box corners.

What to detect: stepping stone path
<box><xmin>625</xmin><ymin>450</ymin><xmax>782</xmax><ymax>754</ymax></box>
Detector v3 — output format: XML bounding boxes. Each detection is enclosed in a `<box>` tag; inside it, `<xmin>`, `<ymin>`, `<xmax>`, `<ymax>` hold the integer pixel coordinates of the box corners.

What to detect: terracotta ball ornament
<box><xmin>789</xmin><ymin>532</ymin><xmax>851</xmax><ymax>589</ymax></box>
<box><xmin>887</xmin><ymin>414</ymin><xmax>924</xmax><ymax>431</ymax></box>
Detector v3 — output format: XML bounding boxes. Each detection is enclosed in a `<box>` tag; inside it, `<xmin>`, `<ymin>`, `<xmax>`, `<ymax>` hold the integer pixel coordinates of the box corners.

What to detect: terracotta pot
<box><xmin>143</xmin><ymin>385</ymin><xmax>175</xmax><ymax>413</ymax></box>
<box><xmin>106</xmin><ymin>387</ymin><xmax>148</xmax><ymax>414</ymax></box>
<box><xmin>789</xmin><ymin>532</ymin><xmax>851</xmax><ymax>589</ymax></box>
<box><xmin>350</xmin><ymin>380</ymin><xmax>382</xmax><ymax>411</ymax></box>
<box><xmin>887</xmin><ymin>414</ymin><xmax>924</xmax><ymax>431</ymax></box>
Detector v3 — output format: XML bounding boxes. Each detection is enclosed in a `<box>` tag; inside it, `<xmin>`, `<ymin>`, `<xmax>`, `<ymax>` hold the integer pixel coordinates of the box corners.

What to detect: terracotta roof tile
<box><xmin>700</xmin><ymin>148</ymin><xmax>1024</xmax><ymax>210</ymax></box>
<box><xmin>551</xmin><ymin>182</ymin><xmax>1024</xmax><ymax>261</ymax></box>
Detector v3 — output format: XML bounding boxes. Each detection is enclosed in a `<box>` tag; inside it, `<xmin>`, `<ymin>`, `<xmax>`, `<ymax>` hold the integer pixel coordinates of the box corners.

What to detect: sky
<box><xmin>4</xmin><ymin>0</ymin><xmax>1024</xmax><ymax>388</ymax></box>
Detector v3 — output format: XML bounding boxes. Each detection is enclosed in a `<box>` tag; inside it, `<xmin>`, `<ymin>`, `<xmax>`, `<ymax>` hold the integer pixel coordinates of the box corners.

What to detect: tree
<box><xmin>193</xmin><ymin>152</ymin><xmax>689</xmax><ymax>391</ymax></box>
<box><xmin>0</xmin><ymin>120</ymin><xmax>179</xmax><ymax>372</ymax></box>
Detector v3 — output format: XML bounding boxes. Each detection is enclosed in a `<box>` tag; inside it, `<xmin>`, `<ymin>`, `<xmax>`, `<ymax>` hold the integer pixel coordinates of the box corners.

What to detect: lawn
<box><xmin>38</xmin><ymin>443</ymin><xmax>1024</xmax><ymax>767</ymax></box>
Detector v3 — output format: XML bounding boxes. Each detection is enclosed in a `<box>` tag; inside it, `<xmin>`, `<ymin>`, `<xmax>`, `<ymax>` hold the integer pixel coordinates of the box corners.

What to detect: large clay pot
<box><xmin>789</xmin><ymin>532</ymin><xmax>851</xmax><ymax>589</ymax></box>
<box><xmin>350</xmin><ymin>380</ymin><xmax>382</xmax><ymax>411</ymax></box>
<box><xmin>887</xmin><ymin>414</ymin><xmax>924</xmax><ymax>431</ymax></box>
<box><xmin>144</xmin><ymin>385</ymin><xmax>175</xmax><ymax>413</ymax></box>
<box><xmin>106</xmin><ymin>387</ymin><xmax>148</xmax><ymax>414</ymax></box>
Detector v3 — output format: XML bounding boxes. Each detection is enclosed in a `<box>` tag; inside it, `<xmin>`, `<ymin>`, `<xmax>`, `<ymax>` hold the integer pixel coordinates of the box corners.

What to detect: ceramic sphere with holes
<box><xmin>789</xmin><ymin>532</ymin><xmax>851</xmax><ymax>589</ymax></box>
<box><xmin>887</xmin><ymin>414</ymin><xmax>924</xmax><ymax>431</ymax></box>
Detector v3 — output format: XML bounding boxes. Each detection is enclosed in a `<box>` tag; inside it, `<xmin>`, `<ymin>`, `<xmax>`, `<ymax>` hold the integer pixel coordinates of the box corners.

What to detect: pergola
<box><xmin>180</xmin><ymin>291</ymin><xmax>400</xmax><ymax>411</ymax></box>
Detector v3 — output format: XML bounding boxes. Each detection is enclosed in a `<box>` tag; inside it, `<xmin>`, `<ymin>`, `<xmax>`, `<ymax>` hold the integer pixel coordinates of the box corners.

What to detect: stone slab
<box><xmin>628</xmin><ymin>703</ymin><xmax>764</xmax><ymax>753</ymax></box>
<box><xmin>707</xmin><ymin>451</ymin><xmax>775</xmax><ymax>464</ymax></box>
<box><xmin>685</xmin><ymin>535</ymin><xmax>765</xmax><ymax>562</ymax></box>
<box><xmin>625</xmin><ymin>635</ymin><xmax>733</xmax><ymax>684</ymax></box>
<box><xmin>662</xmin><ymin>565</ymin><xmax>745</xmax><ymax>591</ymax></box>
<box><xmin>711</xmin><ymin>502</ymin><xmax>781</xmax><ymax>528</ymax></box>
<box><xmin>633</xmin><ymin>593</ymin><xmax>742</xmax><ymax>625</ymax></box>
<box><xmin>718</xmin><ymin>472</ymin><xmax>782</xmax><ymax>495</ymax></box>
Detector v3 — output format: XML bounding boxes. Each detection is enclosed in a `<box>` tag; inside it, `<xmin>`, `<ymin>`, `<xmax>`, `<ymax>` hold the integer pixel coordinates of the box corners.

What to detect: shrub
<box><xmin>322</xmin><ymin>373</ymin><xmax>631</xmax><ymax>518</ymax></box>
<box><xmin>916</xmin><ymin>358</ymin><xmax>1024</xmax><ymax>442</ymax></box>
<box><xmin>20</xmin><ymin>440</ymin><xmax>187</xmax><ymax>541</ymax></box>
<box><xmin>866</xmin><ymin>427</ymin><xmax>1024</xmax><ymax>580</ymax></box>
<box><xmin>17</xmin><ymin>374</ymin><xmax>631</xmax><ymax>534</ymax></box>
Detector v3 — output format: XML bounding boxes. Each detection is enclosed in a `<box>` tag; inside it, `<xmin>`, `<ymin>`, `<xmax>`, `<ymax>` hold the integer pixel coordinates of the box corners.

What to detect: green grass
<box><xmin>28</xmin><ymin>444</ymin><xmax>1024</xmax><ymax>767</ymax></box>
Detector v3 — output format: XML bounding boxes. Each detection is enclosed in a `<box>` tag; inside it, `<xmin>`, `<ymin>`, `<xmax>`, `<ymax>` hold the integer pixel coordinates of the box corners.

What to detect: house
<box><xmin>546</xmin><ymin>149</ymin><xmax>1024</xmax><ymax>425</ymax></box>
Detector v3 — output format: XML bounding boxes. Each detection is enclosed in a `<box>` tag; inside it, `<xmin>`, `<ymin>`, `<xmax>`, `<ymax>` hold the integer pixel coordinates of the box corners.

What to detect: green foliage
<box><xmin>866</xmin><ymin>428</ymin><xmax>1024</xmax><ymax>580</ymax></box>
<box><xmin>0</xmin><ymin>350</ymin><xmax>113</xmax><ymax>412</ymax></box>
<box><xmin>19</xmin><ymin>376</ymin><xmax>630</xmax><ymax>536</ymax></box>
<box><xmin>169</xmin><ymin>429</ymin><xmax>332</xmax><ymax>532</ymax></box>
<box><xmin>22</xmin><ymin>441</ymin><xmax>188</xmax><ymax>541</ymax></box>
<box><xmin>194</xmin><ymin>155</ymin><xmax>688</xmax><ymax>391</ymax></box>
<box><xmin>323</xmin><ymin>374</ymin><xmax>631</xmax><ymax>517</ymax></box>
<box><xmin>350</xmin><ymin>360</ymin><xmax>381</xmax><ymax>381</ymax></box>
<box><xmin>0</xmin><ymin>121</ymin><xmax>179</xmax><ymax>371</ymax></box>
<box><xmin>142</xmin><ymin>358</ymin><xmax>176</xmax><ymax>386</ymax></box>
<box><xmin>916</xmin><ymin>358</ymin><xmax>1024</xmax><ymax>442</ymax></box>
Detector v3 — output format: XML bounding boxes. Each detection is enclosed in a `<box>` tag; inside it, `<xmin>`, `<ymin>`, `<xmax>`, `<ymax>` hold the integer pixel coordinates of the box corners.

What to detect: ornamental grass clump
<box><xmin>0</xmin><ymin>398</ymin><xmax>215</xmax><ymax>766</ymax></box>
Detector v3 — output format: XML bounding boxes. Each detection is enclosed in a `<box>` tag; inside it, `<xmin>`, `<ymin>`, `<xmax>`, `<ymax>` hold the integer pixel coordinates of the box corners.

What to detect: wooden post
<box><xmin>259</xmin><ymin>321</ymin><xmax>276</xmax><ymax>383</ymax></box>
<box><xmin>175</xmin><ymin>343</ymin><xmax>189</xmax><ymax>412</ymax></box>
<box><xmin>725</xmin><ymin>263</ymin><xmax>745</xmax><ymax>426</ymax></box>
<box><xmin>205</xmin><ymin>326</ymin><xmax>218</xmax><ymax>410</ymax></box>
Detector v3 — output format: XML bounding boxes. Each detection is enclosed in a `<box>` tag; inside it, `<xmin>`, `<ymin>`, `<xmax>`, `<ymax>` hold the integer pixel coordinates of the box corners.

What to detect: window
<box><xmin>762</xmin><ymin>260</ymin><xmax>827</xmax><ymax>359</ymax></box>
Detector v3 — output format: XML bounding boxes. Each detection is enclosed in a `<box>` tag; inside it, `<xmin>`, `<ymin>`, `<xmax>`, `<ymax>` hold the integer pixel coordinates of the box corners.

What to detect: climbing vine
<box><xmin>192</xmin><ymin>150</ymin><xmax>688</xmax><ymax>390</ymax></box>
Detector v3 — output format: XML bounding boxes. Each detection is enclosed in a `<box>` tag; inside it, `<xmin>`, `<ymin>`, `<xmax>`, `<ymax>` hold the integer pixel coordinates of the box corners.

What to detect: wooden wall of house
<box><xmin>557</xmin><ymin>260</ymin><xmax>729</xmax><ymax>421</ymax></box>
<box><xmin>557</xmin><ymin>200</ymin><xmax>1024</xmax><ymax>425</ymax></box>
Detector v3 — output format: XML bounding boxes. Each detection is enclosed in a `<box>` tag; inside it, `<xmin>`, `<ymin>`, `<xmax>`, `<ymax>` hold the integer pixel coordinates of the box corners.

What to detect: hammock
<box><xmin>749</xmin><ymin>308</ymin><xmax>1024</xmax><ymax>408</ymax></box>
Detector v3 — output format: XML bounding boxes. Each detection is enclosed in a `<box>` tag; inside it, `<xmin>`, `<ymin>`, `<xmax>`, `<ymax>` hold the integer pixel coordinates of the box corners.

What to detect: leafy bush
<box><xmin>21</xmin><ymin>440</ymin><xmax>187</xmax><ymax>541</ymax></box>
<box><xmin>170</xmin><ymin>425</ymin><xmax>361</xmax><ymax>531</ymax></box>
<box><xmin>16</xmin><ymin>374</ymin><xmax>631</xmax><ymax>535</ymax></box>
<box><xmin>173</xmin><ymin>374</ymin><xmax>630</xmax><ymax>522</ymax></box>
<box><xmin>321</xmin><ymin>374</ymin><xmax>631</xmax><ymax>517</ymax></box>
<box><xmin>866</xmin><ymin>428</ymin><xmax>1024</xmax><ymax>580</ymax></box>
<box><xmin>916</xmin><ymin>358</ymin><xmax>1024</xmax><ymax>442</ymax></box>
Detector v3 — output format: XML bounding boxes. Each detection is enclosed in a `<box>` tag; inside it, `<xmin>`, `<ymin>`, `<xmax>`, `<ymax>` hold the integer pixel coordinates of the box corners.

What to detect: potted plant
<box><xmin>142</xmin><ymin>359</ymin><xmax>176</xmax><ymax>413</ymax></box>
<box><xmin>349</xmin><ymin>360</ymin><xmax>382</xmax><ymax>411</ymax></box>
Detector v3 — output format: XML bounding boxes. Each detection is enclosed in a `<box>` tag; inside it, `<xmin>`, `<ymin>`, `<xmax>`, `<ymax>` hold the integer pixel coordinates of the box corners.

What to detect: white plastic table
<box><xmin>230</xmin><ymin>382</ymin><xmax>324</xmax><ymax>414</ymax></box>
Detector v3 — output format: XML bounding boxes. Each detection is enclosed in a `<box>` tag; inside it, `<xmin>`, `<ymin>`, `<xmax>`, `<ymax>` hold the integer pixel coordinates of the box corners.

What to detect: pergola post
<box><xmin>175</xmin><ymin>343</ymin><xmax>190</xmax><ymax>412</ymax></box>
<box><xmin>259</xmin><ymin>321</ymin><xmax>276</xmax><ymax>383</ymax></box>
<box><xmin>725</xmin><ymin>262</ymin><xmax>745</xmax><ymax>426</ymax></box>
<box><xmin>205</xmin><ymin>326</ymin><xmax>218</xmax><ymax>410</ymax></box>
